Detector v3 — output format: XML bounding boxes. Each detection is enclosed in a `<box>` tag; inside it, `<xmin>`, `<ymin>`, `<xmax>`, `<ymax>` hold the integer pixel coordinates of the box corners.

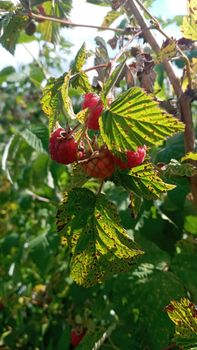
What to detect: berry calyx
<box><xmin>82</xmin><ymin>148</ymin><xmax>115</xmax><ymax>179</ymax></box>
<box><xmin>114</xmin><ymin>145</ymin><xmax>146</xmax><ymax>169</ymax></box>
<box><xmin>82</xmin><ymin>93</ymin><xmax>103</xmax><ymax>131</ymax></box>
<box><xmin>49</xmin><ymin>128</ymin><xmax>83</xmax><ymax>165</ymax></box>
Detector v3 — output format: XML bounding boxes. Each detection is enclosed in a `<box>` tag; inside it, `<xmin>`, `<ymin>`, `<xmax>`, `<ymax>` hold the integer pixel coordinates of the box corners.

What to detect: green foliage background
<box><xmin>0</xmin><ymin>0</ymin><xmax>197</xmax><ymax>349</ymax></box>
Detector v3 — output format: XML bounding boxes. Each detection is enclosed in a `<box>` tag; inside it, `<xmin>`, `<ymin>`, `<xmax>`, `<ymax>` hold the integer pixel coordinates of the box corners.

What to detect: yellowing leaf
<box><xmin>181</xmin><ymin>0</ymin><xmax>197</xmax><ymax>40</ymax></box>
<box><xmin>181</xmin><ymin>152</ymin><xmax>197</xmax><ymax>162</ymax></box>
<box><xmin>101</xmin><ymin>9</ymin><xmax>123</xmax><ymax>27</ymax></box>
<box><xmin>113</xmin><ymin>163</ymin><xmax>176</xmax><ymax>199</ymax></box>
<box><xmin>155</xmin><ymin>39</ymin><xmax>177</xmax><ymax>64</ymax></box>
<box><xmin>56</xmin><ymin>188</ymin><xmax>143</xmax><ymax>287</ymax></box>
<box><xmin>166</xmin><ymin>297</ymin><xmax>197</xmax><ymax>349</ymax></box>
<box><xmin>61</xmin><ymin>72</ymin><xmax>75</xmax><ymax>119</ymax></box>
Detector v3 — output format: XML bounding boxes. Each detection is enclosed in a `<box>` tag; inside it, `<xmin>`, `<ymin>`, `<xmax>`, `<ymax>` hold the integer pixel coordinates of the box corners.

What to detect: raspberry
<box><xmin>71</xmin><ymin>328</ymin><xmax>85</xmax><ymax>347</ymax></box>
<box><xmin>82</xmin><ymin>148</ymin><xmax>115</xmax><ymax>178</ymax></box>
<box><xmin>25</xmin><ymin>21</ymin><xmax>36</xmax><ymax>36</ymax></box>
<box><xmin>114</xmin><ymin>145</ymin><xmax>146</xmax><ymax>169</ymax></box>
<box><xmin>82</xmin><ymin>93</ymin><xmax>103</xmax><ymax>130</ymax></box>
<box><xmin>49</xmin><ymin>128</ymin><xmax>83</xmax><ymax>165</ymax></box>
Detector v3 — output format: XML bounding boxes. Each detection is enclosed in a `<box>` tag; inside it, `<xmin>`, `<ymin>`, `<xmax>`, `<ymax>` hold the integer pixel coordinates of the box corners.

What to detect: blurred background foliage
<box><xmin>0</xmin><ymin>0</ymin><xmax>197</xmax><ymax>349</ymax></box>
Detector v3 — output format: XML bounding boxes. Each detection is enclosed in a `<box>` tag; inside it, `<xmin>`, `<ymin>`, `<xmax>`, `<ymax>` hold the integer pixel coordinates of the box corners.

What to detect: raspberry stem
<box><xmin>97</xmin><ymin>180</ymin><xmax>104</xmax><ymax>195</ymax></box>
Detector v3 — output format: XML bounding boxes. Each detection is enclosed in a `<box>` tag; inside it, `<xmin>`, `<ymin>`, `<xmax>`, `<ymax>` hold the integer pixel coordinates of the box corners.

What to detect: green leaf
<box><xmin>102</xmin><ymin>59</ymin><xmax>127</xmax><ymax>99</ymax></box>
<box><xmin>181</xmin><ymin>152</ymin><xmax>197</xmax><ymax>162</ymax></box>
<box><xmin>100</xmin><ymin>87</ymin><xmax>184</xmax><ymax>153</ymax></box>
<box><xmin>0</xmin><ymin>1</ymin><xmax>14</xmax><ymax>10</ymax></box>
<box><xmin>0</xmin><ymin>66</ymin><xmax>15</xmax><ymax>84</ymax></box>
<box><xmin>0</xmin><ymin>14</ymin><xmax>27</xmax><ymax>54</ymax></box>
<box><xmin>56</xmin><ymin>188</ymin><xmax>143</xmax><ymax>287</ymax></box>
<box><xmin>30</xmin><ymin>65</ymin><xmax>45</xmax><ymax>88</ymax></box>
<box><xmin>61</xmin><ymin>72</ymin><xmax>75</xmax><ymax>119</ymax></box>
<box><xmin>184</xmin><ymin>216</ymin><xmax>197</xmax><ymax>235</ymax></box>
<box><xmin>20</xmin><ymin>129</ymin><xmax>47</xmax><ymax>154</ymax></box>
<box><xmin>171</xmin><ymin>239</ymin><xmax>197</xmax><ymax>297</ymax></box>
<box><xmin>94</xmin><ymin>36</ymin><xmax>109</xmax><ymax>82</ymax></box>
<box><xmin>71</xmin><ymin>42</ymin><xmax>89</xmax><ymax>72</ymax></box>
<box><xmin>101</xmin><ymin>9</ymin><xmax>123</xmax><ymax>27</ymax></box>
<box><xmin>38</xmin><ymin>0</ymin><xmax>72</xmax><ymax>43</ymax></box>
<box><xmin>165</xmin><ymin>297</ymin><xmax>197</xmax><ymax>350</ymax></box>
<box><xmin>162</xmin><ymin>159</ymin><xmax>197</xmax><ymax>177</ymax></box>
<box><xmin>112</xmin><ymin>163</ymin><xmax>176</xmax><ymax>199</ymax></box>
<box><xmin>70</xmin><ymin>71</ymin><xmax>92</xmax><ymax>93</ymax></box>
<box><xmin>41</xmin><ymin>76</ymin><xmax>64</xmax><ymax>131</ymax></box>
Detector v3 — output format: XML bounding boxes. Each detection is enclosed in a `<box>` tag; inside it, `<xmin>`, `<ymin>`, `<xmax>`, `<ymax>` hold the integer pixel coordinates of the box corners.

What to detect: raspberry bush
<box><xmin>1</xmin><ymin>0</ymin><xmax>197</xmax><ymax>349</ymax></box>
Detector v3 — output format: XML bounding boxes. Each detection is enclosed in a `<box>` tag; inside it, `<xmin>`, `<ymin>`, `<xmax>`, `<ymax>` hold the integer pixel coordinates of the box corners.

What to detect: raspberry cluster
<box><xmin>49</xmin><ymin>93</ymin><xmax>146</xmax><ymax>179</ymax></box>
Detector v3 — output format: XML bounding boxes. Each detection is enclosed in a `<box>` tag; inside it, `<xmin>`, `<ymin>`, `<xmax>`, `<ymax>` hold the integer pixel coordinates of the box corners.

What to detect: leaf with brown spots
<box><xmin>165</xmin><ymin>297</ymin><xmax>197</xmax><ymax>349</ymax></box>
<box><xmin>56</xmin><ymin>188</ymin><xmax>143</xmax><ymax>287</ymax></box>
<box><xmin>112</xmin><ymin>162</ymin><xmax>175</xmax><ymax>199</ymax></box>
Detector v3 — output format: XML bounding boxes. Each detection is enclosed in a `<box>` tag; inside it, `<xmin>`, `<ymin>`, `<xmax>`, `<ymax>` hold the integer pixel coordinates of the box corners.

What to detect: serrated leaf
<box><xmin>102</xmin><ymin>59</ymin><xmax>127</xmax><ymax>98</ymax></box>
<box><xmin>41</xmin><ymin>76</ymin><xmax>64</xmax><ymax>131</ymax></box>
<box><xmin>0</xmin><ymin>14</ymin><xmax>27</xmax><ymax>54</ymax></box>
<box><xmin>165</xmin><ymin>298</ymin><xmax>197</xmax><ymax>349</ymax></box>
<box><xmin>56</xmin><ymin>188</ymin><xmax>143</xmax><ymax>287</ymax></box>
<box><xmin>181</xmin><ymin>16</ymin><xmax>197</xmax><ymax>41</ymax></box>
<box><xmin>155</xmin><ymin>39</ymin><xmax>177</xmax><ymax>64</ymax></box>
<box><xmin>76</xmin><ymin>108</ymin><xmax>89</xmax><ymax>124</ymax></box>
<box><xmin>181</xmin><ymin>0</ymin><xmax>197</xmax><ymax>41</ymax></box>
<box><xmin>100</xmin><ymin>87</ymin><xmax>184</xmax><ymax>153</ymax></box>
<box><xmin>181</xmin><ymin>152</ymin><xmax>197</xmax><ymax>162</ymax></box>
<box><xmin>38</xmin><ymin>1</ymin><xmax>71</xmax><ymax>43</ymax></box>
<box><xmin>162</xmin><ymin>159</ymin><xmax>197</xmax><ymax>177</ymax></box>
<box><xmin>70</xmin><ymin>71</ymin><xmax>92</xmax><ymax>93</ymax></box>
<box><xmin>112</xmin><ymin>163</ymin><xmax>175</xmax><ymax>199</ymax></box>
<box><xmin>71</xmin><ymin>42</ymin><xmax>89</xmax><ymax>72</ymax></box>
<box><xmin>20</xmin><ymin>129</ymin><xmax>46</xmax><ymax>153</ymax></box>
<box><xmin>94</xmin><ymin>36</ymin><xmax>109</xmax><ymax>82</ymax></box>
<box><xmin>61</xmin><ymin>72</ymin><xmax>75</xmax><ymax>119</ymax></box>
<box><xmin>101</xmin><ymin>9</ymin><xmax>123</xmax><ymax>27</ymax></box>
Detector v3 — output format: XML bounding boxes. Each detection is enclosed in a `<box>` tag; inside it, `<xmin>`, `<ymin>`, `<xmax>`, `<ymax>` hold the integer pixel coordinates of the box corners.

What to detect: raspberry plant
<box><xmin>41</xmin><ymin>42</ymin><xmax>185</xmax><ymax>286</ymax></box>
<box><xmin>0</xmin><ymin>0</ymin><xmax>197</xmax><ymax>349</ymax></box>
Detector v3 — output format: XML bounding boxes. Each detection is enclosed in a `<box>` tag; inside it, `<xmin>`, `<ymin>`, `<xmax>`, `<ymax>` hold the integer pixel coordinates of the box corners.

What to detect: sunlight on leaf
<box><xmin>181</xmin><ymin>0</ymin><xmax>197</xmax><ymax>40</ymax></box>
<box><xmin>112</xmin><ymin>162</ymin><xmax>176</xmax><ymax>199</ymax></box>
<box><xmin>100</xmin><ymin>87</ymin><xmax>184</xmax><ymax>153</ymax></box>
<box><xmin>56</xmin><ymin>188</ymin><xmax>143</xmax><ymax>287</ymax></box>
<box><xmin>166</xmin><ymin>297</ymin><xmax>197</xmax><ymax>350</ymax></box>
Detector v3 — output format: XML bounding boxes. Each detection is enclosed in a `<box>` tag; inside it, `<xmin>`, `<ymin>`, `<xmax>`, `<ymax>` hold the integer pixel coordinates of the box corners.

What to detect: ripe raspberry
<box><xmin>82</xmin><ymin>148</ymin><xmax>115</xmax><ymax>178</ymax></box>
<box><xmin>82</xmin><ymin>93</ymin><xmax>103</xmax><ymax>130</ymax></box>
<box><xmin>114</xmin><ymin>145</ymin><xmax>146</xmax><ymax>169</ymax></box>
<box><xmin>71</xmin><ymin>328</ymin><xmax>85</xmax><ymax>347</ymax></box>
<box><xmin>49</xmin><ymin>128</ymin><xmax>83</xmax><ymax>165</ymax></box>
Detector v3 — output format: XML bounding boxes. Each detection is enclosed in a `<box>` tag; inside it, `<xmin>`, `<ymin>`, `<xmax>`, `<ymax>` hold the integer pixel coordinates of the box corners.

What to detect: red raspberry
<box><xmin>82</xmin><ymin>93</ymin><xmax>103</xmax><ymax>130</ymax></box>
<box><xmin>114</xmin><ymin>145</ymin><xmax>146</xmax><ymax>169</ymax></box>
<box><xmin>49</xmin><ymin>128</ymin><xmax>83</xmax><ymax>165</ymax></box>
<box><xmin>71</xmin><ymin>328</ymin><xmax>85</xmax><ymax>347</ymax></box>
<box><xmin>82</xmin><ymin>148</ymin><xmax>115</xmax><ymax>178</ymax></box>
